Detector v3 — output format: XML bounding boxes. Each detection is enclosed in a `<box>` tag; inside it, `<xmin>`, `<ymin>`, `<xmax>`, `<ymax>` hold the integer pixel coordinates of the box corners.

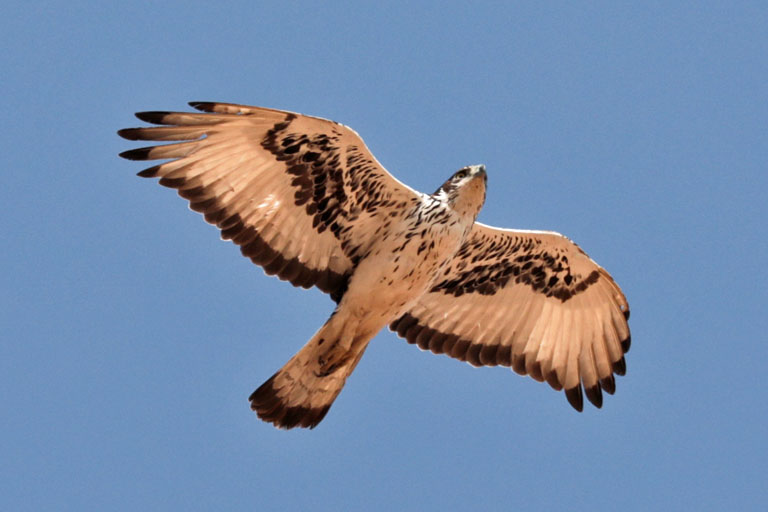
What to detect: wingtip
<box><xmin>599</xmin><ymin>374</ymin><xmax>616</xmax><ymax>395</ymax></box>
<box><xmin>585</xmin><ymin>385</ymin><xmax>603</xmax><ymax>408</ymax></box>
<box><xmin>135</xmin><ymin>111</ymin><xmax>171</xmax><ymax>124</ymax></box>
<box><xmin>621</xmin><ymin>335</ymin><xmax>631</xmax><ymax>353</ymax></box>
<box><xmin>119</xmin><ymin>147</ymin><xmax>152</xmax><ymax>161</ymax></box>
<box><xmin>565</xmin><ymin>385</ymin><xmax>584</xmax><ymax>412</ymax></box>
<box><xmin>544</xmin><ymin>370</ymin><xmax>563</xmax><ymax>391</ymax></box>
<box><xmin>136</xmin><ymin>165</ymin><xmax>161</xmax><ymax>178</ymax></box>
<box><xmin>612</xmin><ymin>356</ymin><xmax>627</xmax><ymax>376</ymax></box>
<box><xmin>116</xmin><ymin>128</ymin><xmax>137</xmax><ymax>140</ymax></box>
<box><xmin>188</xmin><ymin>101</ymin><xmax>212</xmax><ymax>112</ymax></box>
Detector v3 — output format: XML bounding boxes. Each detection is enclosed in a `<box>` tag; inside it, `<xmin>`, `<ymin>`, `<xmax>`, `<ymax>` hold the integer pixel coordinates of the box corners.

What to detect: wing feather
<box><xmin>119</xmin><ymin>102</ymin><xmax>420</xmax><ymax>302</ymax></box>
<box><xmin>547</xmin><ymin>305</ymin><xmax>570</xmax><ymax>390</ymax></box>
<box><xmin>536</xmin><ymin>303</ymin><xmax>561</xmax><ymax>386</ymax></box>
<box><xmin>390</xmin><ymin>223</ymin><xmax>630</xmax><ymax>411</ymax></box>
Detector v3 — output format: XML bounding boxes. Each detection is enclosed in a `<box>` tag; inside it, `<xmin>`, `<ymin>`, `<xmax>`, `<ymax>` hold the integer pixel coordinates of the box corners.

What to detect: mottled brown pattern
<box><xmin>260</xmin><ymin>115</ymin><xmax>414</xmax><ymax>267</ymax></box>
<box><xmin>119</xmin><ymin>119</ymin><xmax>353</xmax><ymax>302</ymax></box>
<box><xmin>260</xmin><ymin>116</ymin><xmax>348</xmax><ymax>237</ymax></box>
<box><xmin>431</xmin><ymin>232</ymin><xmax>600</xmax><ymax>302</ymax></box>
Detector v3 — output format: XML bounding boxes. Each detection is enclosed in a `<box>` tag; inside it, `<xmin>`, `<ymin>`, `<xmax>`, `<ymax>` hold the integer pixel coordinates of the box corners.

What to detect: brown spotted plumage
<box><xmin>119</xmin><ymin>101</ymin><xmax>631</xmax><ymax>429</ymax></box>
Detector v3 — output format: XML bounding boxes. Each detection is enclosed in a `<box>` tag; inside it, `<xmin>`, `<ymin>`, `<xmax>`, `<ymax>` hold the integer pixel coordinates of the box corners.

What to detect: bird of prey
<box><xmin>118</xmin><ymin>102</ymin><xmax>630</xmax><ymax>429</ymax></box>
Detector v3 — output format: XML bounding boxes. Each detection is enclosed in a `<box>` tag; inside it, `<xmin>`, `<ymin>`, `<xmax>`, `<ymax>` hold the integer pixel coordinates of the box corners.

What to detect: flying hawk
<box><xmin>118</xmin><ymin>102</ymin><xmax>631</xmax><ymax>429</ymax></box>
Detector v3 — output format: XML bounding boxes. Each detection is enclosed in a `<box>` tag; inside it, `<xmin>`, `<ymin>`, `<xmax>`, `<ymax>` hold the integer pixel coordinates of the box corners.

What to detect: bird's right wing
<box><xmin>119</xmin><ymin>102</ymin><xmax>421</xmax><ymax>302</ymax></box>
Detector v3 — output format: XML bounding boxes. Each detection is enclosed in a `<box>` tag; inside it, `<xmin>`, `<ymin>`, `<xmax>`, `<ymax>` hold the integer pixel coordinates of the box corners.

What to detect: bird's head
<box><xmin>434</xmin><ymin>164</ymin><xmax>487</xmax><ymax>219</ymax></box>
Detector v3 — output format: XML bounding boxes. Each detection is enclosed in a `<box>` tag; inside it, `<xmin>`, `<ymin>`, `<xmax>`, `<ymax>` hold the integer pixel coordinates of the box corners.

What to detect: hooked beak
<box><xmin>470</xmin><ymin>164</ymin><xmax>487</xmax><ymax>183</ymax></box>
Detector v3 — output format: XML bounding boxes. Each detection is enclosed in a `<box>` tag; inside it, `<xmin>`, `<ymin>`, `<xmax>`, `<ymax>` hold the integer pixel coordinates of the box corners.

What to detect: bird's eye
<box><xmin>454</xmin><ymin>170</ymin><xmax>468</xmax><ymax>180</ymax></box>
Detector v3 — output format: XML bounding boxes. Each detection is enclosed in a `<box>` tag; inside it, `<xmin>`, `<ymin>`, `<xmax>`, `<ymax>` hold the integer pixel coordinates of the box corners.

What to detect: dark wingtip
<box><xmin>117</xmin><ymin>128</ymin><xmax>141</xmax><ymax>140</ymax></box>
<box><xmin>612</xmin><ymin>356</ymin><xmax>627</xmax><ymax>376</ymax></box>
<box><xmin>544</xmin><ymin>370</ymin><xmax>563</xmax><ymax>391</ymax></box>
<box><xmin>585</xmin><ymin>385</ymin><xmax>603</xmax><ymax>408</ymax></box>
<box><xmin>189</xmin><ymin>101</ymin><xmax>214</xmax><ymax>112</ymax></box>
<box><xmin>119</xmin><ymin>147</ymin><xmax>153</xmax><ymax>161</ymax></box>
<box><xmin>136</xmin><ymin>165</ymin><xmax>161</xmax><ymax>178</ymax></box>
<box><xmin>135</xmin><ymin>111</ymin><xmax>172</xmax><ymax>124</ymax></box>
<box><xmin>621</xmin><ymin>335</ymin><xmax>631</xmax><ymax>353</ymax></box>
<box><xmin>599</xmin><ymin>374</ymin><xmax>616</xmax><ymax>395</ymax></box>
<box><xmin>528</xmin><ymin>360</ymin><xmax>544</xmax><ymax>382</ymax></box>
<box><xmin>565</xmin><ymin>385</ymin><xmax>584</xmax><ymax>412</ymax></box>
<box><xmin>511</xmin><ymin>353</ymin><xmax>526</xmax><ymax>376</ymax></box>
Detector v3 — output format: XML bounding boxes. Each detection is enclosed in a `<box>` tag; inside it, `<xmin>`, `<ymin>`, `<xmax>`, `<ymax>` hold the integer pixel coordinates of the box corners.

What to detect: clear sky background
<box><xmin>3</xmin><ymin>1</ymin><xmax>767</xmax><ymax>510</ymax></box>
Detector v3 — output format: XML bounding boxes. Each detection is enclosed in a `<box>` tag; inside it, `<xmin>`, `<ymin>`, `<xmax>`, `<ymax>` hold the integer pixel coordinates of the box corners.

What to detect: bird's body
<box><xmin>251</xmin><ymin>194</ymin><xmax>476</xmax><ymax>427</ymax></box>
<box><xmin>119</xmin><ymin>102</ymin><xmax>630</xmax><ymax>429</ymax></box>
<box><xmin>253</xmin><ymin>168</ymin><xmax>485</xmax><ymax>427</ymax></box>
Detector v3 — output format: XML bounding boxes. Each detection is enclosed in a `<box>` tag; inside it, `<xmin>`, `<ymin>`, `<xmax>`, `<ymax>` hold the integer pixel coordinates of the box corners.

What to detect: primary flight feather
<box><xmin>118</xmin><ymin>101</ymin><xmax>630</xmax><ymax>429</ymax></box>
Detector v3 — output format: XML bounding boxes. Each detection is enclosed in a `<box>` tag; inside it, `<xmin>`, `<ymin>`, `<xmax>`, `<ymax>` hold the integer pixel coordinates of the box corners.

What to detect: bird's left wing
<box><xmin>390</xmin><ymin>222</ymin><xmax>630</xmax><ymax>411</ymax></box>
<box><xmin>119</xmin><ymin>102</ymin><xmax>421</xmax><ymax>302</ymax></box>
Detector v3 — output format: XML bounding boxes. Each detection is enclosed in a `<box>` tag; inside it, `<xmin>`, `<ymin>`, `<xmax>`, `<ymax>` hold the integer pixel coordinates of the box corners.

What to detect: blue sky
<box><xmin>3</xmin><ymin>1</ymin><xmax>767</xmax><ymax>510</ymax></box>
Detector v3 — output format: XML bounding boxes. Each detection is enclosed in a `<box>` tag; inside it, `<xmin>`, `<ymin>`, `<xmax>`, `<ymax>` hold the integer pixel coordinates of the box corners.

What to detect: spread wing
<box><xmin>390</xmin><ymin>223</ymin><xmax>631</xmax><ymax>411</ymax></box>
<box><xmin>119</xmin><ymin>102</ymin><xmax>420</xmax><ymax>302</ymax></box>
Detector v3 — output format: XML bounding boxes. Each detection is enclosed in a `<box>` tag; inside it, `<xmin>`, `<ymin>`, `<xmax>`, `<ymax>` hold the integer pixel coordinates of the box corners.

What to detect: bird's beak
<box><xmin>471</xmin><ymin>164</ymin><xmax>487</xmax><ymax>183</ymax></box>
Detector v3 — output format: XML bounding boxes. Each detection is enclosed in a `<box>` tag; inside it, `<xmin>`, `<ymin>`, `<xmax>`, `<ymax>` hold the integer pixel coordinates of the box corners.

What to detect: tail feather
<box><xmin>249</xmin><ymin>373</ymin><xmax>332</xmax><ymax>429</ymax></box>
<box><xmin>249</xmin><ymin>314</ymin><xmax>370</xmax><ymax>429</ymax></box>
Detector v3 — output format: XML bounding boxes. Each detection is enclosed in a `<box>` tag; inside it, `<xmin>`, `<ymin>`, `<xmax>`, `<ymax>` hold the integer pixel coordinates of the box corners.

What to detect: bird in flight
<box><xmin>118</xmin><ymin>102</ymin><xmax>630</xmax><ymax>429</ymax></box>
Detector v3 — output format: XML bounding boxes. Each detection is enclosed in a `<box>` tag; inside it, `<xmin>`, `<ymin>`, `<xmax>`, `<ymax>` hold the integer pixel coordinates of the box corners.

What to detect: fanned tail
<box><xmin>249</xmin><ymin>313</ymin><xmax>369</xmax><ymax>429</ymax></box>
